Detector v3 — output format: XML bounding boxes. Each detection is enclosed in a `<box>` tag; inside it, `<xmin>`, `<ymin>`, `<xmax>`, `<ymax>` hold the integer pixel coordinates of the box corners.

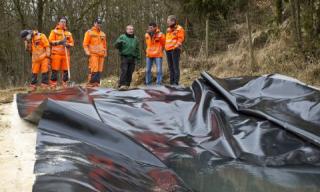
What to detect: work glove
<box><xmin>46</xmin><ymin>47</ymin><xmax>51</xmax><ymax>57</ymax></box>
<box><xmin>58</xmin><ymin>38</ymin><xmax>67</xmax><ymax>46</ymax></box>
<box><xmin>136</xmin><ymin>59</ymin><xmax>142</xmax><ymax>66</ymax></box>
<box><xmin>115</xmin><ymin>40</ymin><xmax>125</xmax><ymax>49</ymax></box>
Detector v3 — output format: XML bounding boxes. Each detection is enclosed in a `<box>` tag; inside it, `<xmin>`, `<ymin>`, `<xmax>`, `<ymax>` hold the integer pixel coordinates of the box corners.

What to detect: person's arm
<box><xmin>135</xmin><ymin>38</ymin><xmax>141</xmax><ymax>64</ymax></box>
<box><xmin>114</xmin><ymin>35</ymin><xmax>124</xmax><ymax>50</ymax></box>
<box><xmin>24</xmin><ymin>40</ymin><xmax>32</xmax><ymax>52</ymax></box>
<box><xmin>176</xmin><ymin>27</ymin><xmax>185</xmax><ymax>49</ymax></box>
<box><xmin>160</xmin><ymin>33</ymin><xmax>166</xmax><ymax>48</ymax></box>
<box><xmin>42</xmin><ymin>34</ymin><xmax>51</xmax><ymax>57</ymax></box>
<box><xmin>83</xmin><ymin>31</ymin><xmax>91</xmax><ymax>56</ymax></box>
<box><xmin>48</xmin><ymin>30</ymin><xmax>60</xmax><ymax>46</ymax></box>
<box><xmin>66</xmin><ymin>32</ymin><xmax>74</xmax><ymax>48</ymax></box>
<box><xmin>103</xmin><ymin>33</ymin><xmax>107</xmax><ymax>57</ymax></box>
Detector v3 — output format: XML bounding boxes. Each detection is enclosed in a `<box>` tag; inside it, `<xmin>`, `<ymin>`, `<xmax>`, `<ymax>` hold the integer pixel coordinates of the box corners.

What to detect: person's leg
<box><xmin>119</xmin><ymin>56</ymin><xmax>129</xmax><ymax>87</ymax></box>
<box><xmin>172</xmin><ymin>49</ymin><xmax>181</xmax><ymax>85</ymax></box>
<box><xmin>61</xmin><ymin>55</ymin><xmax>69</xmax><ymax>84</ymax></box>
<box><xmin>126</xmin><ymin>58</ymin><xmax>136</xmax><ymax>87</ymax></box>
<box><xmin>166</xmin><ymin>50</ymin><xmax>175</xmax><ymax>85</ymax></box>
<box><xmin>97</xmin><ymin>56</ymin><xmax>105</xmax><ymax>85</ymax></box>
<box><xmin>145</xmin><ymin>57</ymin><xmax>153</xmax><ymax>85</ymax></box>
<box><xmin>155</xmin><ymin>58</ymin><xmax>163</xmax><ymax>85</ymax></box>
<box><xmin>88</xmin><ymin>55</ymin><xmax>99</xmax><ymax>85</ymax></box>
<box><xmin>31</xmin><ymin>61</ymin><xmax>40</xmax><ymax>88</ymax></box>
<box><xmin>40</xmin><ymin>58</ymin><xmax>49</xmax><ymax>86</ymax></box>
<box><xmin>50</xmin><ymin>54</ymin><xmax>61</xmax><ymax>88</ymax></box>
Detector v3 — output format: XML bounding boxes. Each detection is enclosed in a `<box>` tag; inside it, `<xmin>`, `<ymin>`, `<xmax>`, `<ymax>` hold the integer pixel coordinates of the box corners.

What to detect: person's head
<box><xmin>167</xmin><ymin>15</ymin><xmax>177</xmax><ymax>27</ymax></box>
<box><xmin>147</xmin><ymin>22</ymin><xmax>157</xmax><ymax>33</ymax></box>
<box><xmin>20</xmin><ymin>30</ymin><xmax>33</xmax><ymax>41</ymax></box>
<box><xmin>126</xmin><ymin>25</ymin><xmax>134</xmax><ymax>35</ymax></box>
<box><xmin>58</xmin><ymin>16</ymin><xmax>68</xmax><ymax>29</ymax></box>
<box><xmin>94</xmin><ymin>17</ymin><xmax>103</xmax><ymax>30</ymax></box>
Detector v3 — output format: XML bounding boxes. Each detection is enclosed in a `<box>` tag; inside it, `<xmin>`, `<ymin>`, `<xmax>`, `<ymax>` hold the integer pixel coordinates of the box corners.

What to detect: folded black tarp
<box><xmin>17</xmin><ymin>72</ymin><xmax>320</xmax><ymax>192</ymax></box>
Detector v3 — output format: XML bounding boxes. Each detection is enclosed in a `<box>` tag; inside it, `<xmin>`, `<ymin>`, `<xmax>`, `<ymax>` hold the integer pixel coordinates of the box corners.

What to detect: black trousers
<box><xmin>31</xmin><ymin>72</ymin><xmax>49</xmax><ymax>85</ymax></box>
<box><xmin>119</xmin><ymin>56</ymin><xmax>136</xmax><ymax>87</ymax></box>
<box><xmin>166</xmin><ymin>48</ymin><xmax>181</xmax><ymax>85</ymax></box>
<box><xmin>51</xmin><ymin>70</ymin><xmax>68</xmax><ymax>82</ymax></box>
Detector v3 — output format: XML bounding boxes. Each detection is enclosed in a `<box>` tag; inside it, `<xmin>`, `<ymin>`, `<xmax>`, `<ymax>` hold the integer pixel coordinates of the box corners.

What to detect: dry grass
<box><xmin>0</xmin><ymin>87</ymin><xmax>28</xmax><ymax>104</ymax></box>
<box><xmin>179</xmin><ymin>27</ymin><xmax>320</xmax><ymax>88</ymax></box>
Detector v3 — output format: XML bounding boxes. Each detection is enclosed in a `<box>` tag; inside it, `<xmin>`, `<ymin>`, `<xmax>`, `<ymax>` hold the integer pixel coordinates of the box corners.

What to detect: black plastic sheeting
<box><xmin>17</xmin><ymin>72</ymin><xmax>320</xmax><ymax>192</ymax></box>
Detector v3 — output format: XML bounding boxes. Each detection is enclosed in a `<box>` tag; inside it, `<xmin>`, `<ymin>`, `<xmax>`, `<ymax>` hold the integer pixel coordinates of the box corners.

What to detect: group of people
<box><xmin>20</xmin><ymin>15</ymin><xmax>185</xmax><ymax>91</ymax></box>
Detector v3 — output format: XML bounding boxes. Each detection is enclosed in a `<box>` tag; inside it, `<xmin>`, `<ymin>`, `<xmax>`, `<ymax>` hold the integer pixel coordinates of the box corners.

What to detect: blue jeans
<box><xmin>146</xmin><ymin>57</ymin><xmax>163</xmax><ymax>85</ymax></box>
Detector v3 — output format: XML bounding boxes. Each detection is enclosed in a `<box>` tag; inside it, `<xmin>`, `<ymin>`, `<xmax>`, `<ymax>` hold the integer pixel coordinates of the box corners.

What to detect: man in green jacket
<box><xmin>114</xmin><ymin>25</ymin><xmax>141</xmax><ymax>89</ymax></box>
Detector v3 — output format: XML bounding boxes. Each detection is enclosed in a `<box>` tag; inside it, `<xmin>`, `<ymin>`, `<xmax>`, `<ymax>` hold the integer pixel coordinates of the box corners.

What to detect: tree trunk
<box><xmin>275</xmin><ymin>0</ymin><xmax>283</xmax><ymax>25</ymax></box>
<box><xmin>205</xmin><ymin>15</ymin><xmax>209</xmax><ymax>58</ymax></box>
<box><xmin>246</xmin><ymin>0</ymin><xmax>256</xmax><ymax>71</ymax></box>
<box><xmin>290</xmin><ymin>0</ymin><xmax>303</xmax><ymax>49</ymax></box>
<box><xmin>13</xmin><ymin>0</ymin><xmax>27</xmax><ymax>28</ymax></box>
<box><xmin>37</xmin><ymin>0</ymin><xmax>45</xmax><ymax>31</ymax></box>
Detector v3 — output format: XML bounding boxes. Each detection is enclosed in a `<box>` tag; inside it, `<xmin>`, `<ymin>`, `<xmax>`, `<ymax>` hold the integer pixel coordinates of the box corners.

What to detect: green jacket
<box><xmin>114</xmin><ymin>34</ymin><xmax>141</xmax><ymax>62</ymax></box>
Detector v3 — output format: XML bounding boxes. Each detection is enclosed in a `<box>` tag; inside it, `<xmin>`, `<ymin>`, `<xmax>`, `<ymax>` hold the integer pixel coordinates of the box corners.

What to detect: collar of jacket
<box><xmin>55</xmin><ymin>24</ymin><xmax>67</xmax><ymax>31</ymax></box>
<box><xmin>148</xmin><ymin>28</ymin><xmax>161</xmax><ymax>38</ymax></box>
<box><xmin>91</xmin><ymin>26</ymin><xmax>101</xmax><ymax>32</ymax></box>
<box><xmin>32</xmin><ymin>30</ymin><xmax>39</xmax><ymax>36</ymax></box>
<box><xmin>167</xmin><ymin>24</ymin><xmax>179</xmax><ymax>32</ymax></box>
<box><xmin>125</xmin><ymin>33</ymin><xmax>135</xmax><ymax>38</ymax></box>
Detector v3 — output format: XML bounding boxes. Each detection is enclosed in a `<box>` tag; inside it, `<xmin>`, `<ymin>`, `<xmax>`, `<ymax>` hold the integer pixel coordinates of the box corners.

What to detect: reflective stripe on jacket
<box><xmin>165</xmin><ymin>25</ymin><xmax>185</xmax><ymax>51</ymax></box>
<box><xmin>83</xmin><ymin>27</ymin><xmax>107</xmax><ymax>57</ymax></box>
<box><xmin>145</xmin><ymin>29</ymin><xmax>165</xmax><ymax>58</ymax></box>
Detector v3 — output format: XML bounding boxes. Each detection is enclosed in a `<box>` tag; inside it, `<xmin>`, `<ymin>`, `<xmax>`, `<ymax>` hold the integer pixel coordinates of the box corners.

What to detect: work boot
<box><xmin>62</xmin><ymin>81</ymin><xmax>68</xmax><ymax>89</ymax></box>
<box><xmin>49</xmin><ymin>80</ymin><xmax>57</xmax><ymax>90</ymax></box>
<box><xmin>118</xmin><ymin>85</ymin><xmax>127</xmax><ymax>91</ymax></box>
<box><xmin>86</xmin><ymin>83</ymin><xmax>95</xmax><ymax>88</ymax></box>
<box><xmin>94</xmin><ymin>82</ymin><xmax>100</xmax><ymax>87</ymax></box>
<box><xmin>29</xmin><ymin>84</ymin><xmax>37</xmax><ymax>92</ymax></box>
<box><xmin>40</xmin><ymin>83</ymin><xmax>50</xmax><ymax>90</ymax></box>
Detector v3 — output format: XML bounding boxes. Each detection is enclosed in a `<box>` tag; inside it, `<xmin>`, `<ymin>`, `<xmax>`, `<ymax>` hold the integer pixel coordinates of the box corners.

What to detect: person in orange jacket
<box><xmin>145</xmin><ymin>22</ymin><xmax>166</xmax><ymax>86</ymax></box>
<box><xmin>20</xmin><ymin>29</ymin><xmax>50</xmax><ymax>91</ymax></box>
<box><xmin>83</xmin><ymin>18</ymin><xmax>107</xmax><ymax>87</ymax></box>
<box><xmin>165</xmin><ymin>15</ymin><xmax>185</xmax><ymax>85</ymax></box>
<box><xmin>48</xmin><ymin>16</ymin><xmax>74</xmax><ymax>88</ymax></box>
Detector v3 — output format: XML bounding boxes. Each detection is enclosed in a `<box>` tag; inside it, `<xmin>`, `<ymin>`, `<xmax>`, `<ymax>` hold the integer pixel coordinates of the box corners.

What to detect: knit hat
<box><xmin>20</xmin><ymin>30</ymin><xmax>32</xmax><ymax>38</ymax></box>
<box><xmin>167</xmin><ymin>15</ymin><xmax>177</xmax><ymax>21</ymax></box>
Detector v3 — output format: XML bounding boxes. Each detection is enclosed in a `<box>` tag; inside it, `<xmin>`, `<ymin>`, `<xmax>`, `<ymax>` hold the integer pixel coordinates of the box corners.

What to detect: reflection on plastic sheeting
<box><xmin>17</xmin><ymin>72</ymin><xmax>320</xmax><ymax>192</ymax></box>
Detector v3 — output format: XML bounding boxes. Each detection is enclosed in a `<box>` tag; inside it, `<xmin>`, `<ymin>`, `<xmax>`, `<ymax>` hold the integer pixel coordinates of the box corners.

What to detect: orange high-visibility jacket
<box><xmin>49</xmin><ymin>25</ymin><xmax>74</xmax><ymax>55</ymax></box>
<box><xmin>83</xmin><ymin>27</ymin><xmax>107</xmax><ymax>57</ymax></box>
<box><xmin>29</xmin><ymin>31</ymin><xmax>50</xmax><ymax>62</ymax></box>
<box><xmin>165</xmin><ymin>25</ymin><xmax>185</xmax><ymax>51</ymax></box>
<box><xmin>145</xmin><ymin>29</ymin><xmax>165</xmax><ymax>58</ymax></box>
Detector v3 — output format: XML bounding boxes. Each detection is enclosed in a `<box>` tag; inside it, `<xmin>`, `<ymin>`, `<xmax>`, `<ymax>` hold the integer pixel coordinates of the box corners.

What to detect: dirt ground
<box><xmin>0</xmin><ymin>97</ymin><xmax>36</xmax><ymax>192</ymax></box>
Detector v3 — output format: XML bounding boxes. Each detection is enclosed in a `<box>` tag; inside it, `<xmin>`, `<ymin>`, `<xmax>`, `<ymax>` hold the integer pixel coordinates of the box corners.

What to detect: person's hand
<box><xmin>59</xmin><ymin>38</ymin><xmax>67</xmax><ymax>46</ymax></box>
<box><xmin>137</xmin><ymin>59</ymin><xmax>142</xmax><ymax>66</ymax></box>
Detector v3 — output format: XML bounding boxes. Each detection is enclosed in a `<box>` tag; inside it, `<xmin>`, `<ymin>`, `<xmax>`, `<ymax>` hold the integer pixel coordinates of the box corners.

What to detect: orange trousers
<box><xmin>51</xmin><ymin>54</ymin><xmax>70</xmax><ymax>71</ymax></box>
<box><xmin>89</xmin><ymin>55</ymin><xmax>104</xmax><ymax>73</ymax></box>
<box><xmin>32</xmin><ymin>57</ymin><xmax>49</xmax><ymax>74</ymax></box>
<box><xmin>88</xmin><ymin>55</ymin><xmax>104</xmax><ymax>85</ymax></box>
<box><xmin>31</xmin><ymin>58</ymin><xmax>49</xmax><ymax>85</ymax></box>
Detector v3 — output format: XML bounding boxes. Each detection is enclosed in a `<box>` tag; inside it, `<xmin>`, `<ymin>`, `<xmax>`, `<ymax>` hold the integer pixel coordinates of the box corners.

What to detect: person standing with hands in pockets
<box><xmin>145</xmin><ymin>22</ymin><xmax>166</xmax><ymax>86</ymax></box>
<box><xmin>114</xmin><ymin>25</ymin><xmax>141</xmax><ymax>90</ymax></box>
<box><xmin>165</xmin><ymin>15</ymin><xmax>185</xmax><ymax>86</ymax></box>
<box><xmin>83</xmin><ymin>17</ymin><xmax>107</xmax><ymax>87</ymax></box>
